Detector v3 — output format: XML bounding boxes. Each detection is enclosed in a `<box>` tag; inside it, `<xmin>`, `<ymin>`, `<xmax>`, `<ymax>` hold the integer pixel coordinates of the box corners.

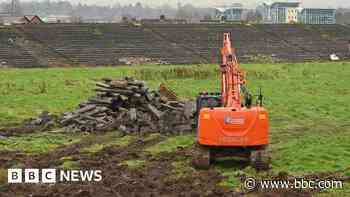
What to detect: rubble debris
<box><xmin>0</xmin><ymin>111</ymin><xmax>57</xmax><ymax>136</ymax></box>
<box><xmin>159</xmin><ymin>83</ymin><xmax>178</xmax><ymax>101</ymax></box>
<box><xmin>60</xmin><ymin>77</ymin><xmax>195</xmax><ymax>134</ymax></box>
<box><xmin>118</xmin><ymin>57</ymin><xmax>169</xmax><ymax>65</ymax></box>
<box><xmin>29</xmin><ymin>111</ymin><xmax>57</xmax><ymax>127</ymax></box>
<box><xmin>330</xmin><ymin>53</ymin><xmax>340</xmax><ymax>61</ymax></box>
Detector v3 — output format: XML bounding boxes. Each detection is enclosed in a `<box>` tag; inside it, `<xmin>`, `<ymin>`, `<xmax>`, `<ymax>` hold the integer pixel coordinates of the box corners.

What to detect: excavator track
<box><xmin>251</xmin><ymin>149</ymin><xmax>271</xmax><ymax>171</ymax></box>
<box><xmin>192</xmin><ymin>144</ymin><xmax>211</xmax><ymax>170</ymax></box>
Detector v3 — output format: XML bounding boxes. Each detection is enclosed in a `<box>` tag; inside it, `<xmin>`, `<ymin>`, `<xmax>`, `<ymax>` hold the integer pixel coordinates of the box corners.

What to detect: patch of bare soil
<box><xmin>0</xmin><ymin>135</ymin><xmax>347</xmax><ymax>197</ymax></box>
<box><xmin>0</xmin><ymin>151</ymin><xmax>27</xmax><ymax>169</ymax></box>
<box><xmin>0</xmin><ymin>126</ymin><xmax>37</xmax><ymax>137</ymax></box>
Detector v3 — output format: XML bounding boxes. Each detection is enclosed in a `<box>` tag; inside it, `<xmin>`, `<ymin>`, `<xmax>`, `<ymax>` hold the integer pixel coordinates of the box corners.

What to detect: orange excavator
<box><xmin>193</xmin><ymin>33</ymin><xmax>270</xmax><ymax>170</ymax></box>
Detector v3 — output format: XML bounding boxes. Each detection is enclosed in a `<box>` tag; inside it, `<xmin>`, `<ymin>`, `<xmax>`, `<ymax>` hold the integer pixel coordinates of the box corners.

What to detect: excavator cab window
<box><xmin>194</xmin><ymin>93</ymin><xmax>222</xmax><ymax>127</ymax></box>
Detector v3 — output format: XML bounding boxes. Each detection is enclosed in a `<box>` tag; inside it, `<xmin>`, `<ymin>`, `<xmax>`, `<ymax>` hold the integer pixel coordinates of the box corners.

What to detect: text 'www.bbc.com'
<box><xmin>244</xmin><ymin>177</ymin><xmax>344</xmax><ymax>191</ymax></box>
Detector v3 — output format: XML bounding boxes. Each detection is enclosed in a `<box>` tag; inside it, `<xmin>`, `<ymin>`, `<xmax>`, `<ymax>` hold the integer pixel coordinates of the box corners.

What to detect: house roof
<box><xmin>301</xmin><ymin>8</ymin><xmax>335</xmax><ymax>11</ymax></box>
<box><xmin>214</xmin><ymin>3</ymin><xmax>243</xmax><ymax>12</ymax></box>
<box><xmin>24</xmin><ymin>15</ymin><xmax>44</xmax><ymax>23</ymax></box>
<box><xmin>300</xmin><ymin>8</ymin><xmax>336</xmax><ymax>13</ymax></box>
<box><xmin>24</xmin><ymin>15</ymin><xmax>37</xmax><ymax>20</ymax></box>
<box><xmin>215</xmin><ymin>7</ymin><xmax>243</xmax><ymax>13</ymax></box>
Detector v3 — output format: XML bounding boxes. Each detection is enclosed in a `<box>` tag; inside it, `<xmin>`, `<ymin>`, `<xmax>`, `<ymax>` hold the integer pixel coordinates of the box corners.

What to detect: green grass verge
<box><xmin>316</xmin><ymin>183</ymin><xmax>350</xmax><ymax>197</ymax></box>
<box><xmin>122</xmin><ymin>160</ymin><xmax>146</xmax><ymax>169</ymax></box>
<box><xmin>0</xmin><ymin>133</ymin><xmax>82</xmax><ymax>154</ymax></box>
<box><xmin>143</xmin><ymin>133</ymin><xmax>162</xmax><ymax>141</ymax></box>
<box><xmin>59</xmin><ymin>160</ymin><xmax>80</xmax><ymax>170</ymax></box>
<box><xmin>145</xmin><ymin>135</ymin><xmax>194</xmax><ymax>155</ymax></box>
<box><xmin>272</xmin><ymin>133</ymin><xmax>350</xmax><ymax>175</ymax></box>
<box><xmin>0</xmin><ymin>65</ymin><xmax>216</xmax><ymax>125</ymax></box>
<box><xmin>1</xmin><ymin>62</ymin><xmax>349</xmax><ymax>126</ymax></box>
<box><xmin>80</xmin><ymin>132</ymin><xmax>135</xmax><ymax>154</ymax></box>
<box><xmin>171</xmin><ymin>159</ymin><xmax>196</xmax><ymax>180</ymax></box>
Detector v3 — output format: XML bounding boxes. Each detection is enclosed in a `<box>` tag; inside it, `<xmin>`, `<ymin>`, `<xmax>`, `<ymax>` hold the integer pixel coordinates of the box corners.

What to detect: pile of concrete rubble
<box><xmin>59</xmin><ymin>77</ymin><xmax>195</xmax><ymax>134</ymax></box>
<box><xmin>118</xmin><ymin>57</ymin><xmax>169</xmax><ymax>65</ymax></box>
<box><xmin>0</xmin><ymin>111</ymin><xmax>57</xmax><ymax>137</ymax></box>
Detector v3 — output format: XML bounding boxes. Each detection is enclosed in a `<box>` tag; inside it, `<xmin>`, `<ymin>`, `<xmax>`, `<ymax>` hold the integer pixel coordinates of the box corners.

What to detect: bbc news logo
<box><xmin>8</xmin><ymin>169</ymin><xmax>102</xmax><ymax>184</ymax></box>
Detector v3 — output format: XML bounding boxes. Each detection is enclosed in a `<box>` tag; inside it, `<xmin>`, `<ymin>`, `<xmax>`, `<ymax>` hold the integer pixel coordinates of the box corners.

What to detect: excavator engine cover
<box><xmin>197</xmin><ymin>107</ymin><xmax>269</xmax><ymax>147</ymax></box>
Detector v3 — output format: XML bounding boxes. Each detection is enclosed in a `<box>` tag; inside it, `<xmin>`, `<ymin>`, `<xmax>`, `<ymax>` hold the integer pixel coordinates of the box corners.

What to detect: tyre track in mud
<box><xmin>0</xmin><ymin>133</ymin><xmax>348</xmax><ymax>197</ymax></box>
<box><xmin>0</xmin><ymin>134</ymin><xmax>236</xmax><ymax>197</ymax></box>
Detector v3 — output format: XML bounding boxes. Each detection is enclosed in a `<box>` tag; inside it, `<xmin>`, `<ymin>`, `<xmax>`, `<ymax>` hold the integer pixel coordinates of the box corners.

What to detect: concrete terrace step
<box><xmin>0</xmin><ymin>24</ymin><xmax>349</xmax><ymax>67</ymax></box>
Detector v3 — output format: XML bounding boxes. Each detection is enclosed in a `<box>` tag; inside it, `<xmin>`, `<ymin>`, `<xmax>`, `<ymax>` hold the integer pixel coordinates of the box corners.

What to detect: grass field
<box><xmin>0</xmin><ymin>62</ymin><xmax>349</xmax><ymax>195</ymax></box>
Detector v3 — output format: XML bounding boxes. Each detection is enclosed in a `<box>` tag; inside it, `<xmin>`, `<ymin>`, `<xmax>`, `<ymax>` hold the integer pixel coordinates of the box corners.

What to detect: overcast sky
<box><xmin>5</xmin><ymin>0</ymin><xmax>350</xmax><ymax>9</ymax></box>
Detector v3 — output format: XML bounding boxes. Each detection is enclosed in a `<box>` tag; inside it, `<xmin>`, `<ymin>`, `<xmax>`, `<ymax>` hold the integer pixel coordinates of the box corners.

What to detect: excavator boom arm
<box><xmin>220</xmin><ymin>33</ymin><xmax>245</xmax><ymax>109</ymax></box>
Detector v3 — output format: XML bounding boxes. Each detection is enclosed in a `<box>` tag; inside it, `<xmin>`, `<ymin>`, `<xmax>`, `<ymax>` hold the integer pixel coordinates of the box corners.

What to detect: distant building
<box><xmin>214</xmin><ymin>3</ymin><xmax>243</xmax><ymax>21</ymax></box>
<box><xmin>42</xmin><ymin>15</ymin><xmax>72</xmax><ymax>23</ymax></box>
<box><xmin>259</xmin><ymin>3</ymin><xmax>272</xmax><ymax>23</ymax></box>
<box><xmin>199</xmin><ymin>19</ymin><xmax>221</xmax><ymax>24</ymax></box>
<box><xmin>259</xmin><ymin>1</ymin><xmax>336</xmax><ymax>24</ymax></box>
<box><xmin>0</xmin><ymin>15</ymin><xmax>44</xmax><ymax>25</ymax></box>
<box><xmin>25</xmin><ymin>15</ymin><xmax>44</xmax><ymax>24</ymax></box>
<box><xmin>269</xmin><ymin>2</ymin><xmax>300</xmax><ymax>24</ymax></box>
<box><xmin>1</xmin><ymin>16</ymin><xmax>30</xmax><ymax>25</ymax></box>
<box><xmin>299</xmin><ymin>8</ymin><xmax>336</xmax><ymax>24</ymax></box>
<box><xmin>140</xmin><ymin>16</ymin><xmax>187</xmax><ymax>25</ymax></box>
<box><xmin>140</xmin><ymin>19</ymin><xmax>187</xmax><ymax>25</ymax></box>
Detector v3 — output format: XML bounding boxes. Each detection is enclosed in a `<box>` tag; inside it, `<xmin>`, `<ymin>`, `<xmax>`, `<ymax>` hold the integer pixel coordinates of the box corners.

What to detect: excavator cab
<box><xmin>193</xmin><ymin>33</ymin><xmax>270</xmax><ymax>170</ymax></box>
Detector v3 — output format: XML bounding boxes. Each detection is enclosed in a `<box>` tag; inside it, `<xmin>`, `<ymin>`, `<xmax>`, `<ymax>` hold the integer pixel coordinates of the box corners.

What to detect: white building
<box><xmin>261</xmin><ymin>1</ymin><xmax>300</xmax><ymax>24</ymax></box>
<box><xmin>214</xmin><ymin>3</ymin><xmax>243</xmax><ymax>21</ymax></box>
<box><xmin>299</xmin><ymin>8</ymin><xmax>336</xmax><ymax>24</ymax></box>
<box><xmin>259</xmin><ymin>1</ymin><xmax>336</xmax><ymax>24</ymax></box>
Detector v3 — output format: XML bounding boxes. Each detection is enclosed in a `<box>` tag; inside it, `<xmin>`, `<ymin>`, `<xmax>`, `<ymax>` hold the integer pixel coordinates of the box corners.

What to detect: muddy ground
<box><xmin>0</xmin><ymin>131</ymin><xmax>347</xmax><ymax>197</ymax></box>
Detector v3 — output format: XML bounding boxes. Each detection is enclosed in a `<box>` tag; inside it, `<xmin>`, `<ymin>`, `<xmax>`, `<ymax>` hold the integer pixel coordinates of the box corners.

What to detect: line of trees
<box><xmin>1</xmin><ymin>0</ymin><xmax>350</xmax><ymax>24</ymax></box>
<box><xmin>0</xmin><ymin>1</ymin><xmax>211</xmax><ymax>22</ymax></box>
